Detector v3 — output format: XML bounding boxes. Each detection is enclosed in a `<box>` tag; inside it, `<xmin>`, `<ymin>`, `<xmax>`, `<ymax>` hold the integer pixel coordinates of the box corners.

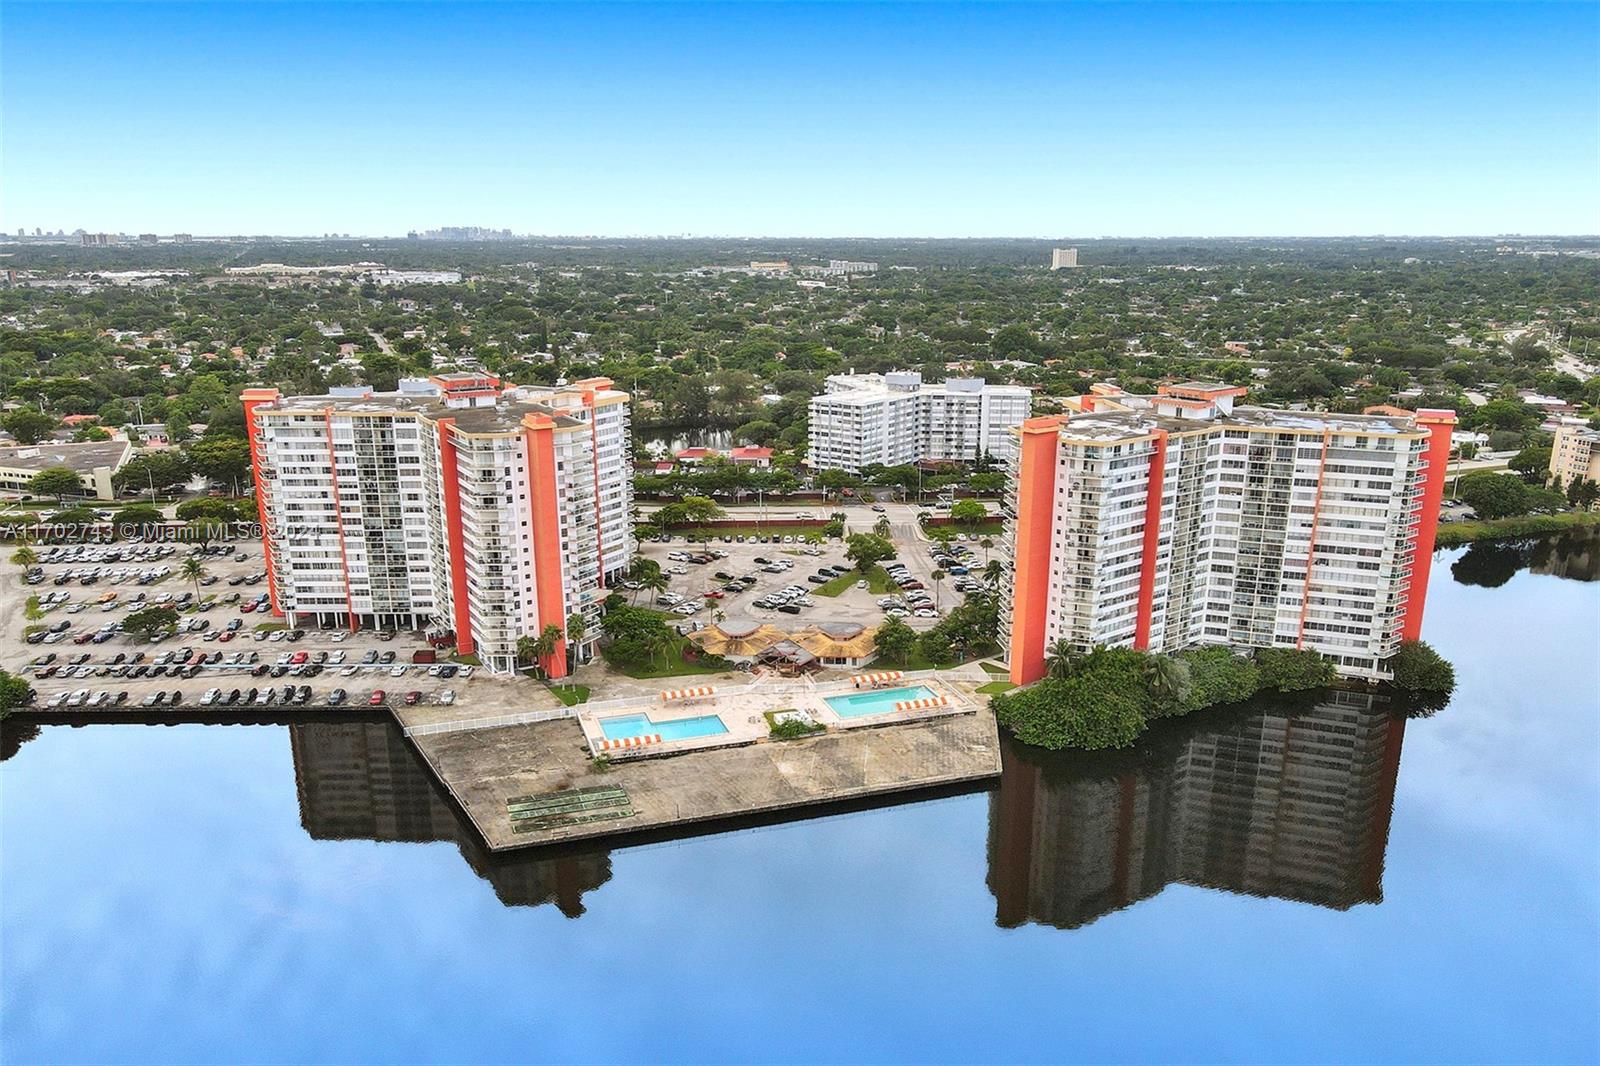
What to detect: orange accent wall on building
<box><xmin>435</xmin><ymin>420</ymin><xmax>474</xmax><ymax>658</ymax></box>
<box><xmin>1402</xmin><ymin>410</ymin><xmax>1458</xmax><ymax>641</ymax></box>
<box><xmin>1008</xmin><ymin>417</ymin><xmax>1064</xmax><ymax>686</ymax></box>
<box><xmin>1133</xmin><ymin>430</ymin><xmax>1168</xmax><ymax>651</ymax></box>
<box><xmin>523</xmin><ymin>415</ymin><xmax>569</xmax><ymax>680</ymax></box>
<box><xmin>240</xmin><ymin>388</ymin><xmax>283</xmax><ymax>617</ymax></box>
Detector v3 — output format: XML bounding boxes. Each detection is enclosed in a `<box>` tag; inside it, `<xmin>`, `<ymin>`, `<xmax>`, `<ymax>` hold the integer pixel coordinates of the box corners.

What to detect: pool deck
<box><xmin>410</xmin><ymin>696</ymin><xmax>1003</xmax><ymax>851</ymax></box>
<box><xmin>575</xmin><ymin>678</ymin><xmax>972</xmax><ymax>759</ymax></box>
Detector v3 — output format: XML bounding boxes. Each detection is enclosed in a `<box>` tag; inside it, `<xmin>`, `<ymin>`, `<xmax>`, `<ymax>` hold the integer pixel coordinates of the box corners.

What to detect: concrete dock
<box><xmin>410</xmin><ymin>700</ymin><xmax>1003</xmax><ymax>850</ymax></box>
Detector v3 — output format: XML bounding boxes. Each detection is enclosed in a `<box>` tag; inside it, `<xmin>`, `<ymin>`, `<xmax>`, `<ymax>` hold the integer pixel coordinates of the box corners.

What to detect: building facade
<box><xmin>244</xmin><ymin>374</ymin><xmax>632</xmax><ymax>677</ymax></box>
<box><xmin>1050</xmin><ymin>247</ymin><xmax>1079</xmax><ymax>270</ymax></box>
<box><xmin>1003</xmin><ymin>383</ymin><xmax>1455</xmax><ymax>683</ymax></box>
<box><xmin>807</xmin><ymin>372</ymin><xmax>1032</xmax><ymax>473</ymax></box>
<box><xmin>1549</xmin><ymin>423</ymin><xmax>1600</xmax><ymax>502</ymax></box>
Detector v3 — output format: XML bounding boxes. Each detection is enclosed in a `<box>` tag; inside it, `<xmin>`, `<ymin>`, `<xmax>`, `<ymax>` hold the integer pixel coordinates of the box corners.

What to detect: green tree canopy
<box><xmin>28</xmin><ymin>467</ymin><xmax>83</xmax><ymax>502</ymax></box>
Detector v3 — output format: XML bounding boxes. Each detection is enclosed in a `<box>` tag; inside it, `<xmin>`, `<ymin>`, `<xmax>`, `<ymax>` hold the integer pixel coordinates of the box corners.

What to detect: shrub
<box><xmin>1254</xmin><ymin>648</ymin><xmax>1336</xmax><ymax>693</ymax></box>
<box><xmin>1389</xmin><ymin>640</ymin><xmax>1456</xmax><ymax>695</ymax></box>
<box><xmin>1169</xmin><ymin>646</ymin><xmax>1260</xmax><ymax>715</ymax></box>
<box><xmin>991</xmin><ymin>676</ymin><xmax>1147</xmax><ymax>751</ymax></box>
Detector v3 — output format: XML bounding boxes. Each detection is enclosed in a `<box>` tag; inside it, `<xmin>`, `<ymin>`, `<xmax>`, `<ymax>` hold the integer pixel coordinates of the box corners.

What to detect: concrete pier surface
<box><xmin>411</xmin><ymin>701</ymin><xmax>1003</xmax><ymax>850</ymax></box>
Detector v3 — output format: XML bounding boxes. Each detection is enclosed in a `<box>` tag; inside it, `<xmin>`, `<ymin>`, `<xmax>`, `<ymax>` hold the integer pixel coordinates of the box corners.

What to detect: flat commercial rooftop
<box><xmin>411</xmin><ymin>702</ymin><xmax>1003</xmax><ymax>850</ymax></box>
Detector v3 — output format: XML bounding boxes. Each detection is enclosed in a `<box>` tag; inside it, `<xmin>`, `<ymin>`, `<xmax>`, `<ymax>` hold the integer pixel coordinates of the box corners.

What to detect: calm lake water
<box><xmin>3</xmin><ymin>534</ymin><xmax>1597</xmax><ymax>1064</ymax></box>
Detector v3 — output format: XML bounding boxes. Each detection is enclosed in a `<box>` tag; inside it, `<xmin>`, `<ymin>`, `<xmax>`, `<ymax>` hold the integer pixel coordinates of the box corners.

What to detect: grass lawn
<box><xmin>602</xmin><ymin>636</ymin><xmax>725</xmax><ymax>679</ymax></box>
<box><xmin>976</xmin><ymin>681</ymin><xmax>1014</xmax><ymax>695</ymax></box>
<box><xmin>547</xmin><ymin>683</ymin><xmax>590</xmax><ymax>706</ymax></box>
<box><xmin>980</xmin><ymin>660</ymin><xmax>1009</xmax><ymax>675</ymax></box>
<box><xmin>926</xmin><ymin>521</ymin><xmax>1006</xmax><ymax>539</ymax></box>
<box><xmin>252</xmin><ymin>621</ymin><xmax>287</xmax><ymax>632</ymax></box>
<box><xmin>450</xmin><ymin>652</ymin><xmax>482</xmax><ymax>666</ymax></box>
<box><xmin>880</xmin><ymin>649</ymin><xmax>985</xmax><ymax>672</ymax></box>
<box><xmin>815</xmin><ymin>564</ymin><xmax>895</xmax><ymax>597</ymax></box>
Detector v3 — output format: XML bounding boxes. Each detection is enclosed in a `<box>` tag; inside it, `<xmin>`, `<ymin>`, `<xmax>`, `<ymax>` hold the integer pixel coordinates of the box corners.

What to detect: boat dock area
<box><xmin>408</xmin><ymin>699</ymin><xmax>1003</xmax><ymax>850</ymax></box>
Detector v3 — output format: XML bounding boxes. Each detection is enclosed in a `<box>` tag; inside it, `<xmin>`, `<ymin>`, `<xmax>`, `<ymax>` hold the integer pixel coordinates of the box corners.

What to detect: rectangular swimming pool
<box><xmin>824</xmin><ymin>684</ymin><xmax>938</xmax><ymax>718</ymax></box>
<box><xmin>599</xmin><ymin>712</ymin><xmax>729</xmax><ymax>742</ymax></box>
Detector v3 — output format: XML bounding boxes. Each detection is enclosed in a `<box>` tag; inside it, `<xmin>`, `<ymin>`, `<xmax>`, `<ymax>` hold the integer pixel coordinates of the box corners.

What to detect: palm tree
<box><xmin>929</xmin><ymin>569</ymin><xmax>944</xmax><ymax>611</ymax></box>
<box><xmin>873</xmin><ymin>516</ymin><xmax>892</xmax><ymax>539</ymax></box>
<box><xmin>515</xmin><ymin>634</ymin><xmax>539</xmax><ymax>669</ymax></box>
<box><xmin>180</xmin><ymin>557</ymin><xmax>206</xmax><ymax>598</ymax></box>
<box><xmin>11</xmin><ymin>545</ymin><xmax>37</xmax><ymax>569</ymax></box>
<box><xmin>1145</xmin><ymin>654</ymin><xmax>1192</xmax><ymax>705</ymax></box>
<box><xmin>646</xmin><ymin>627</ymin><xmax>675</xmax><ymax>667</ymax></box>
<box><xmin>530</xmin><ymin>623</ymin><xmax>563</xmax><ymax>677</ymax></box>
<box><xmin>983</xmin><ymin>559</ymin><xmax>1006</xmax><ymax>592</ymax></box>
<box><xmin>566</xmin><ymin>612</ymin><xmax>587</xmax><ymax>647</ymax></box>
<box><xmin>1045</xmin><ymin>638</ymin><xmax>1080</xmax><ymax>680</ymax></box>
<box><xmin>979</xmin><ymin>537</ymin><xmax>994</xmax><ymax>562</ymax></box>
<box><xmin>643</xmin><ymin>572</ymin><xmax>670</xmax><ymax>606</ymax></box>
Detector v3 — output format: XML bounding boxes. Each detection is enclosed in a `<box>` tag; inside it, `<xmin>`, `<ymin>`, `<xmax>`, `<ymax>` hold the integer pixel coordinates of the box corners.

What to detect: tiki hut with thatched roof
<box><xmin>790</xmin><ymin>621</ymin><xmax>880</xmax><ymax>667</ymax></box>
<box><xmin>685</xmin><ymin>618</ymin><xmax>788</xmax><ymax>664</ymax></box>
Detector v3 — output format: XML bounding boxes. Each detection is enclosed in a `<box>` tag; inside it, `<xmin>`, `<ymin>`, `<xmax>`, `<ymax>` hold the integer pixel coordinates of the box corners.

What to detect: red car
<box><xmin>368</xmin><ymin>690</ymin><xmax>386</xmax><ymax>706</ymax></box>
<box><xmin>403</xmin><ymin>690</ymin><xmax>423</xmax><ymax>705</ymax></box>
<box><xmin>218</xmin><ymin>631</ymin><xmax>235</xmax><ymax>642</ymax></box>
<box><xmin>241</xmin><ymin>602</ymin><xmax>256</xmax><ymax>613</ymax></box>
<box><xmin>289</xmin><ymin>651</ymin><xmax>308</xmax><ymax>665</ymax></box>
<box><xmin>703</xmin><ymin>590</ymin><xmax>724</xmax><ymax>599</ymax></box>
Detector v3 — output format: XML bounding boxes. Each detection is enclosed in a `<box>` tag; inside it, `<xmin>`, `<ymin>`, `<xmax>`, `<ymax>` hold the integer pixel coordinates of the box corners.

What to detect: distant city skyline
<box><xmin>3</xmin><ymin>2</ymin><xmax>1597</xmax><ymax>237</ymax></box>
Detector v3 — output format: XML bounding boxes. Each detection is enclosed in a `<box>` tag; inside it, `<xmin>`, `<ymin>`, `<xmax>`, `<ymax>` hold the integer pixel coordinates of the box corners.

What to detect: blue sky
<box><xmin>2</xmin><ymin>2</ymin><xmax>1596</xmax><ymax>237</ymax></box>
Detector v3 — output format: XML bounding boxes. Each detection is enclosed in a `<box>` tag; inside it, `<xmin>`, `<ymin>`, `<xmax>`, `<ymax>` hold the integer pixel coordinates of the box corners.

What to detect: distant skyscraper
<box><xmin>1050</xmin><ymin>247</ymin><xmax>1079</xmax><ymax>270</ymax></box>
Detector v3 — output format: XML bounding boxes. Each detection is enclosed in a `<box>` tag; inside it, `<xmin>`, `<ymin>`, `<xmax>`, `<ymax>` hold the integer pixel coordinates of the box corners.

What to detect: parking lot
<box><xmin>6</xmin><ymin>536</ymin><xmax>495</xmax><ymax>713</ymax></box>
<box><xmin>631</xmin><ymin>519</ymin><xmax>994</xmax><ymax>633</ymax></box>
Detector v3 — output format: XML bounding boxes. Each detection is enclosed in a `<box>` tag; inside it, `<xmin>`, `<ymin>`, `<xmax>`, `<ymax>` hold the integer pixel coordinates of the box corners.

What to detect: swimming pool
<box><xmin>824</xmin><ymin>684</ymin><xmax>937</xmax><ymax>718</ymax></box>
<box><xmin>599</xmin><ymin>712</ymin><xmax>729</xmax><ymax>742</ymax></box>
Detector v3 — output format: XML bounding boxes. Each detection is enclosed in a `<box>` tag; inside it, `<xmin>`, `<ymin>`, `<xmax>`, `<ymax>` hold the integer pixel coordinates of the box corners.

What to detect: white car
<box><xmin>331</xmin><ymin>632</ymin><xmax>348</xmax><ymax>643</ymax></box>
<box><xmin>66</xmin><ymin>689</ymin><xmax>90</xmax><ymax>707</ymax></box>
<box><xmin>340</xmin><ymin>665</ymin><xmax>359</xmax><ymax>677</ymax></box>
<box><xmin>389</xmin><ymin>665</ymin><xmax>407</xmax><ymax>678</ymax></box>
<box><xmin>327</xmin><ymin>651</ymin><xmax>346</xmax><ymax>664</ymax></box>
<box><xmin>201</xmin><ymin>688</ymin><xmax>221</xmax><ymax>705</ymax></box>
<box><xmin>457</xmin><ymin>667</ymin><xmax>473</xmax><ymax>680</ymax></box>
<box><xmin>437</xmin><ymin>690</ymin><xmax>456</xmax><ymax>705</ymax></box>
<box><xmin>46</xmin><ymin>692</ymin><xmax>68</xmax><ymax>708</ymax></box>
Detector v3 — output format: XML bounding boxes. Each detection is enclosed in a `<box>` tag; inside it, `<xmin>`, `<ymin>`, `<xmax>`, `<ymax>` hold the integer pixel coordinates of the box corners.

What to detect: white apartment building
<box><xmin>1550</xmin><ymin>422</ymin><xmax>1600</xmax><ymax>501</ymax></box>
<box><xmin>244</xmin><ymin>373</ymin><xmax>632</xmax><ymax>677</ymax></box>
<box><xmin>808</xmin><ymin>372</ymin><xmax>1031</xmax><ymax>473</ymax></box>
<box><xmin>1050</xmin><ymin>247</ymin><xmax>1079</xmax><ymax>270</ymax></box>
<box><xmin>1005</xmin><ymin>383</ymin><xmax>1457</xmax><ymax>684</ymax></box>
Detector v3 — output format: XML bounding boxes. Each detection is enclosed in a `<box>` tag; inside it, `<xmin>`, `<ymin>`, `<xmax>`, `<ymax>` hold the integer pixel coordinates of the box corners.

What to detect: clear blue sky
<box><xmin>2</xmin><ymin>2</ymin><xmax>1596</xmax><ymax>237</ymax></box>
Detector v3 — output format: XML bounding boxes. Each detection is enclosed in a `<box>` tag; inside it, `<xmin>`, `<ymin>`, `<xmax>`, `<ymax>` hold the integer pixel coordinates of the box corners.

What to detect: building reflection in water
<box><xmin>1452</xmin><ymin>525</ymin><xmax>1599</xmax><ymax>588</ymax></box>
<box><xmin>289</xmin><ymin>720</ymin><xmax>611</xmax><ymax>916</ymax></box>
<box><xmin>987</xmin><ymin>690</ymin><xmax>1406</xmax><ymax>930</ymax></box>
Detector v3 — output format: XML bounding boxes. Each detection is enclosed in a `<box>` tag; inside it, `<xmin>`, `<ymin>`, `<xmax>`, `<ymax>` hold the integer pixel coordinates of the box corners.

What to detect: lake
<box><xmin>3</xmin><ymin>534</ymin><xmax>1597</xmax><ymax>1064</ymax></box>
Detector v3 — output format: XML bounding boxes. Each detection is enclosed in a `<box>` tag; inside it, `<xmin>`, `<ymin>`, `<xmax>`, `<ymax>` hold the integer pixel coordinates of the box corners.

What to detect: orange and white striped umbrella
<box><xmin>660</xmin><ymin>685</ymin><xmax>715</xmax><ymax>702</ymax></box>
<box><xmin>849</xmin><ymin>670</ymin><xmax>904</xmax><ymax>687</ymax></box>
<box><xmin>601</xmin><ymin>734</ymin><xmax>662</xmax><ymax>751</ymax></box>
<box><xmin>893</xmin><ymin>695</ymin><xmax>948</xmax><ymax>712</ymax></box>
